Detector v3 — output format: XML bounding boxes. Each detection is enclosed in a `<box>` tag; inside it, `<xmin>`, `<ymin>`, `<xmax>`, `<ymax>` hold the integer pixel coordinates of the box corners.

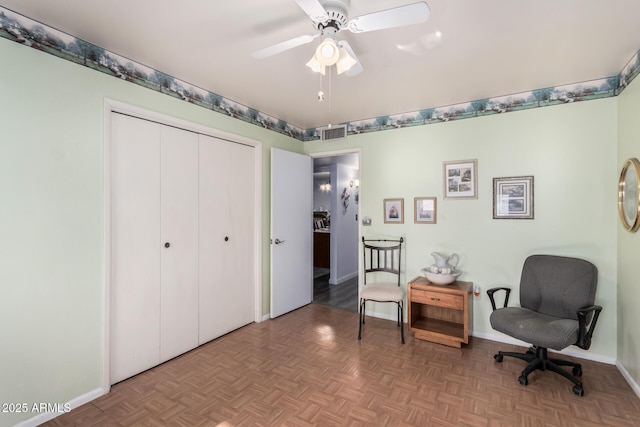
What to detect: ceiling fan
<box><xmin>252</xmin><ymin>0</ymin><xmax>431</xmax><ymax>77</ymax></box>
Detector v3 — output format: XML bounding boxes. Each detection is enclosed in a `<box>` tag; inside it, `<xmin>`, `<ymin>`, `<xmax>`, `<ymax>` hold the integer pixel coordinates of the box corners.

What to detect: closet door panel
<box><xmin>160</xmin><ymin>125</ymin><xmax>199</xmax><ymax>362</ymax></box>
<box><xmin>110</xmin><ymin>113</ymin><xmax>161</xmax><ymax>384</ymax></box>
<box><xmin>199</xmin><ymin>135</ymin><xmax>254</xmax><ymax>343</ymax></box>
<box><xmin>226</xmin><ymin>141</ymin><xmax>255</xmax><ymax>327</ymax></box>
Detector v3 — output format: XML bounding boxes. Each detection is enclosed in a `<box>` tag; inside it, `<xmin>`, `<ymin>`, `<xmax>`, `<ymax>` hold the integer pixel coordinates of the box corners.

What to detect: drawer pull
<box><xmin>431</xmin><ymin>297</ymin><xmax>440</xmax><ymax>301</ymax></box>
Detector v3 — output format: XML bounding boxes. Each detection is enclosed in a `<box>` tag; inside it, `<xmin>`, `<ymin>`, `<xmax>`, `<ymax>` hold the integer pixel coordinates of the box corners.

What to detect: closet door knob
<box><xmin>224</xmin><ymin>236</ymin><xmax>229</xmax><ymax>242</ymax></box>
<box><xmin>164</xmin><ymin>242</ymin><xmax>171</xmax><ymax>248</ymax></box>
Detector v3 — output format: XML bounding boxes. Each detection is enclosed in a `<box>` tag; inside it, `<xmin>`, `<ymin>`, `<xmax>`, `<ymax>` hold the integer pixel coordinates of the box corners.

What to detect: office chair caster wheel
<box><xmin>494</xmin><ymin>354</ymin><xmax>503</xmax><ymax>362</ymax></box>
<box><xmin>572</xmin><ymin>366</ymin><xmax>582</xmax><ymax>377</ymax></box>
<box><xmin>518</xmin><ymin>375</ymin><xmax>528</xmax><ymax>386</ymax></box>
<box><xmin>573</xmin><ymin>385</ymin><xmax>584</xmax><ymax>396</ymax></box>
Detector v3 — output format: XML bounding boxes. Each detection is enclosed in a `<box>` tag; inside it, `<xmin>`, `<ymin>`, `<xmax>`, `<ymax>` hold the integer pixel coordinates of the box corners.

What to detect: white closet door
<box><xmin>199</xmin><ymin>135</ymin><xmax>255</xmax><ymax>344</ymax></box>
<box><xmin>160</xmin><ymin>125</ymin><xmax>200</xmax><ymax>362</ymax></box>
<box><xmin>110</xmin><ymin>113</ymin><xmax>161</xmax><ymax>384</ymax></box>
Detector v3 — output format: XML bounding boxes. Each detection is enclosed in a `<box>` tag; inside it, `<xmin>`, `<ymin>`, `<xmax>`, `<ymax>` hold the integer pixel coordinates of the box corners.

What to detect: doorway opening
<box><xmin>311</xmin><ymin>152</ymin><xmax>360</xmax><ymax>313</ymax></box>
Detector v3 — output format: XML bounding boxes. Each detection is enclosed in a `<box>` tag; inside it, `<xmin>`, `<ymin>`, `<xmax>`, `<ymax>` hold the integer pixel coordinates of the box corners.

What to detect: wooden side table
<box><xmin>407</xmin><ymin>276</ymin><xmax>473</xmax><ymax>348</ymax></box>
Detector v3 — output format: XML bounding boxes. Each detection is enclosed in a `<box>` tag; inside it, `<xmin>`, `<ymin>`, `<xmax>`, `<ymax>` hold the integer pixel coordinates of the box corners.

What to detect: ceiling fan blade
<box><xmin>251</xmin><ymin>34</ymin><xmax>318</xmax><ymax>59</ymax></box>
<box><xmin>338</xmin><ymin>40</ymin><xmax>363</xmax><ymax>77</ymax></box>
<box><xmin>347</xmin><ymin>2</ymin><xmax>430</xmax><ymax>34</ymax></box>
<box><xmin>295</xmin><ymin>0</ymin><xmax>329</xmax><ymax>23</ymax></box>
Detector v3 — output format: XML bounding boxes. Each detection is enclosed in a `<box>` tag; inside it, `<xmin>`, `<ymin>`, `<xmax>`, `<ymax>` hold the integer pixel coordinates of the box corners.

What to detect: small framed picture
<box><xmin>443</xmin><ymin>159</ymin><xmax>478</xmax><ymax>200</ymax></box>
<box><xmin>493</xmin><ymin>176</ymin><xmax>534</xmax><ymax>219</ymax></box>
<box><xmin>414</xmin><ymin>197</ymin><xmax>437</xmax><ymax>224</ymax></box>
<box><xmin>384</xmin><ymin>198</ymin><xmax>404</xmax><ymax>224</ymax></box>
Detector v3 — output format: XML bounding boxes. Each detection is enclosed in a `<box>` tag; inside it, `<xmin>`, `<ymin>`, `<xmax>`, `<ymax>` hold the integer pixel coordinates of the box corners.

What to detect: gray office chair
<box><xmin>487</xmin><ymin>254</ymin><xmax>602</xmax><ymax>396</ymax></box>
<box><xmin>359</xmin><ymin>237</ymin><xmax>404</xmax><ymax>343</ymax></box>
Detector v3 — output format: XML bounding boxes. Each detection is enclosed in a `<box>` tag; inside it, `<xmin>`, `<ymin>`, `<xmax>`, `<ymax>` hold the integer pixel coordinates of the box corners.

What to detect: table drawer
<box><xmin>411</xmin><ymin>289</ymin><xmax>463</xmax><ymax>310</ymax></box>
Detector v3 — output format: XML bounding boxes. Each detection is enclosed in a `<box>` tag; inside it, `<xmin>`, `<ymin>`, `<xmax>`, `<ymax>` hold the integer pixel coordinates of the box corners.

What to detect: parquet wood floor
<box><xmin>43</xmin><ymin>304</ymin><xmax>640</xmax><ymax>426</ymax></box>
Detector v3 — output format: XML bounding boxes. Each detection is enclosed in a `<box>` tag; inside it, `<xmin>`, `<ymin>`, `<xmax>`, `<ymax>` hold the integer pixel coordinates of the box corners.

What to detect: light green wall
<box><xmin>306</xmin><ymin>99</ymin><xmax>618</xmax><ymax>360</ymax></box>
<box><xmin>0</xmin><ymin>38</ymin><xmax>301</xmax><ymax>427</ymax></box>
<box><xmin>0</xmin><ymin>28</ymin><xmax>634</xmax><ymax>426</ymax></box>
<box><xmin>617</xmin><ymin>76</ymin><xmax>640</xmax><ymax>388</ymax></box>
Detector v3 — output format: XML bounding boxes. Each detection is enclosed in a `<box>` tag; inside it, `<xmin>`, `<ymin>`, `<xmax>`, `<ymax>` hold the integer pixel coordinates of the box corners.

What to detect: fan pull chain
<box><xmin>328</xmin><ymin>67</ymin><xmax>332</xmax><ymax>128</ymax></box>
<box><xmin>318</xmin><ymin>73</ymin><xmax>325</xmax><ymax>102</ymax></box>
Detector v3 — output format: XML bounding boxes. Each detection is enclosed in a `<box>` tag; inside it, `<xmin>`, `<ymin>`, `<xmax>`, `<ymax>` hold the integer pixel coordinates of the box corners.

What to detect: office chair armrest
<box><xmin>486</xmin><ymin>287</ymin><xmax>511</xmax><ymax>311</ymax></box>
<box><xmin>576</xmin><ymin>304</ymin><xmax>603</xmax><ymax>350</ymax></box>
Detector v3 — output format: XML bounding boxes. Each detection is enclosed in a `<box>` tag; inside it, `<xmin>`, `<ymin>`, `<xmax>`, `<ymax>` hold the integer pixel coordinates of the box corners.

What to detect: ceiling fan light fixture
<box><xmin>254</xmin><ymin>0</ymin><xmax>432</xmax><ymax>80</ymax></box>
<box><xmin>315</xmin><ymin>37</ymin><xmax>340</xmax><ymax>66</ymax></box>
<box><xmin>336</xmin><ymin>46</ymin><xmax>357</xmax><ymax>74</ymax></box>
<box><xmin>305</xmin><ymin>55</ymin><xmax>326</xmax><ymax>75</ymax></box>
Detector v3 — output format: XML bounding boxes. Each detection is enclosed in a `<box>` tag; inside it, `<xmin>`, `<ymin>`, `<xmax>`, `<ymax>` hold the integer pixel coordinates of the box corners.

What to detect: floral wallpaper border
<box><xmin>2</xmin><ymin>6</ymin><xmax>639</xmax><ymax>142</ymax></box>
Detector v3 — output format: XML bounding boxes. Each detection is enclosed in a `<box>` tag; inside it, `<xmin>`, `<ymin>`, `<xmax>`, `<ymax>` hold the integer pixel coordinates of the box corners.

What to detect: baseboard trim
<box><xmin>329</xmin><ymin>271</ymin><xmax>357</xmax><ymax>286</ymax></box>
<box><xmin>363</xmin><ymin>309</ymin><xmax>397</xmax><ymax>322</ymax></box>
<box><xmin>616</xmin><ymin>359</ymin><xmax>640</xmax><ymax>399</ymax></box>
<box><xmin>14</xmin><ymin>387</ymin><xmax>105</xmax><ymax>427</ymax></box>
<box><xmin>470</xmin><ymin>330</ymin><xmax>617</xmax><ymax>365</ymax></box>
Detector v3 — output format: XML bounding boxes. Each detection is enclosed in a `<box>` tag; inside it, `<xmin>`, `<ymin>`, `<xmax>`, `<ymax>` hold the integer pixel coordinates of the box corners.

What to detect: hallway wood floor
<box><xmin>44</xmin><ymin>304</ymin><xmax>639</xmax><ymax>426</ymax></box>
<box><xmin>313</xmin><ymin>273</ymin><xmax>358</xmax><ymax>313</ymax></box>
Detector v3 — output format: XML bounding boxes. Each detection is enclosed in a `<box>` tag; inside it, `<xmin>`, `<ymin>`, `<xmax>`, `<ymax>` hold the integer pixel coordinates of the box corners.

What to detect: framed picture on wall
<box><xmin>493</xmin><ymin>176</ymin><xmax>534</xmax><ymax>219</ymax></box>
<box><xmin>384</xmin><ymin>198</ymin><xmax>404</xmax><ymax>224</ymax></box>
<box><xmin>443</xmin><ymin>159</ymin><xmax>478</xmax><ymax>200</ymax></box>
<box><xmin>414</xmin><ymin>197</ymin><xmax>437</xmax><ymax>224</ymax></box>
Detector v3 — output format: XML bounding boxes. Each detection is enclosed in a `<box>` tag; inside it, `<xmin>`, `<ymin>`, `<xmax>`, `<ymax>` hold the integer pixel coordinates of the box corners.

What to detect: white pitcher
<box><xmin>431</xmin><ymin>252</ymin><xmax>459</xmax><ymax>270</ymax></box>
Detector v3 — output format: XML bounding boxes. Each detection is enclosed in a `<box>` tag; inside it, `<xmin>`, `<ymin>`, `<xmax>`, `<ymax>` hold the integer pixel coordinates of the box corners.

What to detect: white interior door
<box><xmin>110</xmin><ymin>113</ymin><xmax>161</xmax><ymax>384</ymax></box>
<box><xmin>199</xmin><ymin>135</ymin><xmax>255</xmax><ymax>343</ymax></box>
<box><xmin>159</xmin><ymin>125</ymin><xmax>199</xmax><ymax>362</ymax></box>
<box><xmin>270</xmin><ymin>148</ymin><xmax>313</xmax><ymax>318</ymax></box>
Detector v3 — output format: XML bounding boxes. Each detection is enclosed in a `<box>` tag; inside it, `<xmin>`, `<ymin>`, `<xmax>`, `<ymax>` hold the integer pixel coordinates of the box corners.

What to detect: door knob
<box><xmin>274</xmin><ymin>238</ymin><xmax>285</xmax><ymax>245</ymax></box>
<box><xmin>224</xmin><ymin>236</ymin><xmax>229</xmax><ymax>241</ymax></box>
<box><xmin>164</xmin><ymin>242</ymin><xmax>170</xmax><ymax>248</ymax></box>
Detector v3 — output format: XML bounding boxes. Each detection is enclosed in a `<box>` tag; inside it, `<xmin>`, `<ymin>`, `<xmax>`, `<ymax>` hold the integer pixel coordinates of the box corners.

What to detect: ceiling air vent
<box><xmin>320</xmin><ymin>125</ymin><xmax>347</xmax><ymax>141</ymax></box>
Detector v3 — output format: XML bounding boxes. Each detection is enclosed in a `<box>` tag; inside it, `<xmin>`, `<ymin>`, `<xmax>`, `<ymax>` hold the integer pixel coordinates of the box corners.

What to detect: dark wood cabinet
<box><xmin>313</xmin><ymin>231</ymin><xmax>330</xmax><ymax>268</ymax></box>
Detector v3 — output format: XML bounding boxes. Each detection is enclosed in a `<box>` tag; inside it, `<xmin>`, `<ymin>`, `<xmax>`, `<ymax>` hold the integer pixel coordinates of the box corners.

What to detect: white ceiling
<box><xmin>314</xmin><ymin>153</ymin><xmax>359</xmax><ymax>172</ymax></box>
<box><xmin>3</xmin><ymin>0</ymin><xmax>640</xmax><ymax>129</ymax></box>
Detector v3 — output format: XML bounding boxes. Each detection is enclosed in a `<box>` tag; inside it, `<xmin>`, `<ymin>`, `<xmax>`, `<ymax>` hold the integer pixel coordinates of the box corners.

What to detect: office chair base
<box><xmin>494</xmin><ymin>346</ymin><xmax>585</xmax><ymax>396</ymax></box>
